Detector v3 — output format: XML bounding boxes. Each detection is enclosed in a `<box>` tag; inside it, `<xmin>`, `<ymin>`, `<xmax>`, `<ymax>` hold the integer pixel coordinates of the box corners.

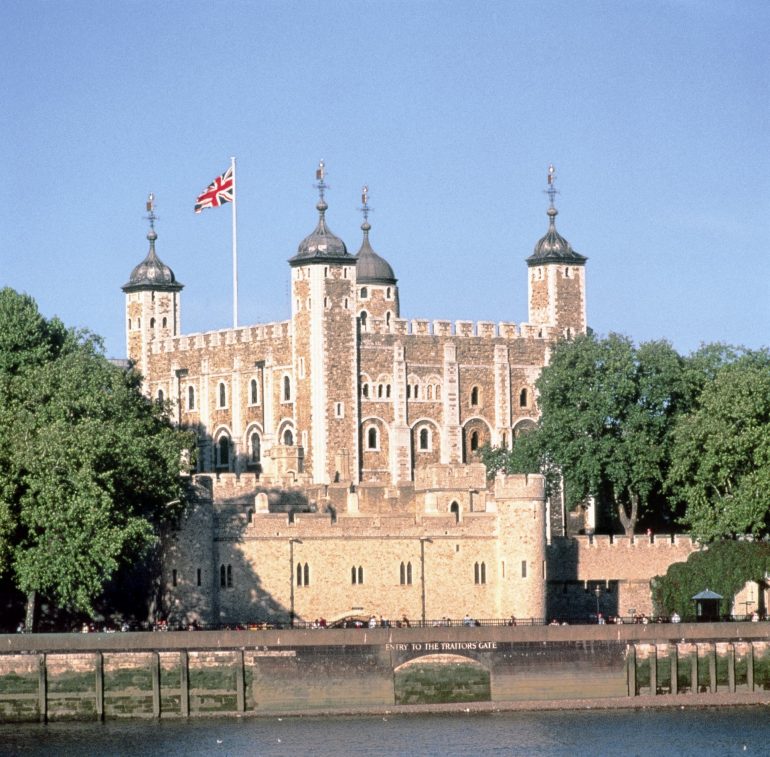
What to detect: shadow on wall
<box><xmin>545</xmin><ymin>538</ymin><xmax>620</xmax><ymax>622</ymax></box>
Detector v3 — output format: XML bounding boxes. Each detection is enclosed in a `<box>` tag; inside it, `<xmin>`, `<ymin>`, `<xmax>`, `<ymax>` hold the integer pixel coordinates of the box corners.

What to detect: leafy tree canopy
<box><xmin>0</xmin><ymin>288</ymin><xmax>193</xmax><ymax>621</ymax></box>
<box><xmin>517</xmin><ymin>333</ymin><xmax>689</xmax><ymax>534</ymax></box>
<box><xmin>652</xmin><ymin>540</ymin><xmax>770</xmax><ymax>619</ymax></box>
<box><xmin>667</xmin><ymin>350</ymin><xmax>770</xmax><ymax>541</ymax></box>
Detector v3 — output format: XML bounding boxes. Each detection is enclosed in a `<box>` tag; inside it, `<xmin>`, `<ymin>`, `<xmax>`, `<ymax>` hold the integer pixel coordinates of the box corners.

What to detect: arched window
<box><xmin>470</xmin><ymin>431</ymin><xmax>479</xmax><ymax>452</ymax></box>
<box><xmin>217</xmin><ymin>436</ymin><xmax>230</xmax><ymax>469</ymax></box>
<box><xmin>414</xmin><ymin>384</ymin><xmax>420</xmax><ymax>400</ymax></box>
<box><xmin>187</xmin><ymin>385</ymin><xmax>195</xmax><ymax>411</ymax></box>
<box><xmin>297</xmin><ymin>562</ymin><xmax>310</xmax><ymax>586</ymax></box>
<box><xmin>519</xmin><ymin>388</ymin><xmax>528</xmax><ymax>408</ymax></box>
<box><xmin>296</xmin><ymin>563</ymin><xmax>303</xmax><ymax>586</ymax></box>
<box><xmin>128</xmin><ymin>318</ymin><xmax>132</xmax><ymax>330</ymax></box>
<box><xmin>406</xmin><ymin>561</ymin><xmax>412</xmax><ymax>584</ymax></box>
<box><xmin>250</xmin><ymin>378</ymin><xmax>259</xmax><ymax>405</ymax></box>
<box><xmin>367</xmin><ymin>427</ymin><xmax>378</xmax><ymax>450</ymax></box>
<box><xmin>435</xmin><ymin>385</ymin><xmax>441</xmax><ymax>400</ymax></box>
<box><xmin>247</xmin><ymin>509</ymin><xmax>254</xmax><ymax>524</ymax></box>
<box><xmin>386</xmin><ymin>287</ymin><xmax>392</xmax><ymax>299</ymax></box>
<box><xmin>150</xmin><ymin>317</ymin><xmax>156</xmax><ymax>329</ymax></box>
<box><xmin>283</xmin><ymin>375</ymin><xmax>291</xmax><ymax>402</ymax></box>
<box><xmin>470</xmin><ymin>386</ymin><xmax>479</xmax><ymax>406</ymax></box>
<box><xmin>250</xmin><ymin>433</ymin><xmax>261</xmax><ymax>463</ymax></box>
<box><xmin>283</xmin><ymin>429</ymin><xmax>294</xmax><ymax>446</ymax></box>
<box><xmin>157</xmin><ymin>389</ymin><xmax>164</xmax><ymax>403</ymax></box>
<box><xmin>450</xmin><ymin>501</ymin><xmax>460</xmax><ymax>523</ymax></box>
<box><xmin>419</xmin><ymin>427</ymin><xmax>430</xmax><ymax>451</ymax></box>
<box><xmin>362</xmin><ymin>383</ymin><xmax>369</xmax><ymax>399</ymax></box>
<box><xmin>386</xmin><ymin>384</ymin><xmax>391</xmax><ymax>398</ymax></box>
<box><xmin>351</xmin><ymin>566</ymin><xmax>364</xmax><ymax>585</ymax></box>
<box><xmin>360</xmin><ymin>311</ymin><xmax>368</xmax><ymax>330</ymax></box>
<box><xmin>162</xmin><ymin>317</ymin><xmax>167</xmax><ymax>328</ymax></box>
<box><xmin>360</xmin><ymin>287</ymin><xmax>368</xmax><ymax>299</ymax></box>
<box><xmin>400</xmin><ymin>561</ymin><xmax>413</xmax><ymax>585</ymax></box>
<box><xmin>474</xmin><ymin>561</ymin><xmax>486</xmax><ymax>585</ymax></box>
<box><xmin>218</xmin><ymin>382</ymin><xmax>227</xmax><ymax>408</ymax></box>
<box><xmin>304</xmin><ymin>563</ymin><xmax>310</xmax><ymax>586</ymax></box>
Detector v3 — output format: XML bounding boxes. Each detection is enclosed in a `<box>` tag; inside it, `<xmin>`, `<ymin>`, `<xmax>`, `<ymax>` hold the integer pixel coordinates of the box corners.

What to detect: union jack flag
<box><xmin>194</xmin><ymin>166</ymin><xmax>234</xmax><ymax>213</ymax></box>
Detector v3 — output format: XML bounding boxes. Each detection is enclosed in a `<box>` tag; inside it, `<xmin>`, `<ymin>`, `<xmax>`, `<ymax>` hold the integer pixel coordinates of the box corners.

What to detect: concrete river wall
<box><xmin>1</xmin><ymin>624</ymin><xmax>770</xmax><ymax>721</ymax></box>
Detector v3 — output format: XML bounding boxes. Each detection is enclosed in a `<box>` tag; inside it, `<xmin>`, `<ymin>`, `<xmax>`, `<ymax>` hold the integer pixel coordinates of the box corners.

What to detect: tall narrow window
<box><xmin>220</xmin><ymin>564</ymin><xmax>226</xmax><ymax>588</ymax></box>
<box><xmin>283</xmin><ymin>429</ymin><xmax>294</xmax><ymax>446</ymax></box>
<box><xmin>450</xmin><ymin>501</ymin><xmax>460</xmax><ymax>523</ymax></box>
<box><xmin>303</xmin><ymin>563</ymin><xmax>310</xmax><ymax>586</ymax></box>
<box><xmin>470</xmin><ymin>386</ymin><xmax>479</xmax><ymax>406</ymax></box>
<box><xmin>172</xmin><ymin>569</ymin><xmax>177</xmax><ymax>587</ymax></box>
<box><xmin>251</xmin><ymin>433</ymin><xmax>261</xmax><ymax>463</ymax></box>
<box><xmin>217</xmin><ymin>436</ymin><xmax>230</xmax><ymax>469</ymax></box>
<box><xmin>400</xmin><ymin>562</ymin><xmax>405</xmax><ymax>585</ymax></box>
<box><xmin>386</xmin><ymin>311</ymin><xmax>392</xmax><ymax>327</ymax></box>
<box><xmin>250</xmin><ymin>378</ymin><xmax>259</xmax><ymax>404</ymax></box>
<box><xmin>419</xmin><ymin>427</ymin><xmax>430</xmax><ymax>451</ymax></box>
<box><xmin>157</xmin><ymin>389</ymin><xmax>164</xmax><ymax>403</ymax></box>
<box><xmin>362</xmin><ymin>383</ymin><xmax>369</xmax><ymax>399</ymax></box>
<box><xmin>162</xmin><ymin>317</ymin><xmax>168</xmax><ymax>328</ymax></box>
<box><xmin>400</xmin><ymin>561</ymin><xmax>413</xmax><ymax>585</ymax></box>
<box><xmin>218</xmin><ymin>382</ymin><xmax>227</xmax><ymax>408</ymax></box>
<box><xmin>197</xmin><ymin>568</ymin><xmax>201</xmax><ymax>587</ymax></box>
<box><xmin>360</xmin><ymin>311</ymin><xmax>368</xmax><ymax>330</ymax></box>
<box><xmin>407</xmin><ymin>562</ymin><xmax>412</xmax><ymax>584</ymax></box>
<box><xmin>283</xmin><ymin>375</ymin><xmax>291</xmax><ymax>402</ymax></box>
<box><xmin>351</xmin><ymin>566</ymin><xmax>364</xmax><ymax>584</ymax></box>
<box><xmin>474</xmin><ymin>562</ymin><xmax>486</xmax><ymax>585</ymax></box>
<box><xmin>519</xmin><ymin>388</ymin><xmax>528</xmax><ymax>408</ymax></box>
<box><xmin>150</xmin><ymin>317</ymin><xmax>156</xmax><ymax>329</ymax></box>
<box><xmin>188</xmin><ymin>385</ymin><xmax>195</xmax><ymax>410</ymax></box>
<box><xmin>367</xmin><ymin>427</ymin><xmax>378</xmax><ymax>450</ymax></box>
<box><xmin>470</xmin><ymin>431</ymin><xmax>479</xmax><ymax>452</ymax></box>
<box><xmin>521</xmin><ymin>560</ymin><xmax>527</xmax><ymax>578</ymax></box>
<box><xmin>227</xmin><ymin>564</ymin><xmax>233</xmax><ymax>588</ymax></box>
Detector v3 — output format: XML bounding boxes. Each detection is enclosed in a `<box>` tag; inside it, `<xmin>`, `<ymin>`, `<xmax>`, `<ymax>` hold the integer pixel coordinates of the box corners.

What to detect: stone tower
<box><xmin>288</xmin><ymin>163</ymin><xmax>360</xmax><ymax>484</ymax></box>
<box><xmin>526</xmin><ymin>167</ymin><xmax>587</xmax><ymax>338</ymax></box>
<box><xmin>122</xmin><ymin>197</ymin><xmax>183</xmax><ymax>382</ymax></box>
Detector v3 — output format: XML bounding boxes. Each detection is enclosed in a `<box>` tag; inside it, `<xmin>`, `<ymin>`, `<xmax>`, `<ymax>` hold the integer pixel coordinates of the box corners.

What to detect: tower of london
<box><xmin>123</xmin><ymin>166</ymin><xmax>690</xmax><ymax>628</ymax></box>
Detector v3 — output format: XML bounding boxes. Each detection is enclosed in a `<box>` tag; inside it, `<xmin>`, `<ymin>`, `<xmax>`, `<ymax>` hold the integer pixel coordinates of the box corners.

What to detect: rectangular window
<box><xmin>335</xmin><ymin>402</ymin><xmax>344</xmax><ymax>418</ymax></box>
<box><xmin>196</xmin><ymin>568</ymin><xmax>201</xmax><ymax>587</ymax></box>
<box><xmin>521</xmin><ymin>560</ymin><xmax>527</xmax><ymax>578</ymax></box>
<box><xmin>172</xmin><ymin>569</ymin><xmax>178</xmax><ymax>587</ymax></box>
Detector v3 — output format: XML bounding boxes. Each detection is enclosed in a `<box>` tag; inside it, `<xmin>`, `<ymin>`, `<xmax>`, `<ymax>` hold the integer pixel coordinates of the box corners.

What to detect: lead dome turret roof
<box><xmin>122</xmin><ymin>230</ymin><xmax>183</xmax><ymax>292</ymax></box>
<box><xmin>355</xmin><ymin>221</ymin><xmax>397</xmax><ymax>285</ymax></box>
<box><xmin>289</xmin><ymin>199</ymin><xmax>353</xmax><ymax>266</ymax></box>
<box><xmin>527</xmin><ymin>207</ymin><xmax>587</xmax><ymax>267</ymax></box>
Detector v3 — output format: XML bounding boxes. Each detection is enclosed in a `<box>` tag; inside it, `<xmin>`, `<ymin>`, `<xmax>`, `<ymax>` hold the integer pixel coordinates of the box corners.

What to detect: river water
<box><xmin>1</xmin><ymin>707</ymin><xmax>767</xmax><ymax>756</ymax></box>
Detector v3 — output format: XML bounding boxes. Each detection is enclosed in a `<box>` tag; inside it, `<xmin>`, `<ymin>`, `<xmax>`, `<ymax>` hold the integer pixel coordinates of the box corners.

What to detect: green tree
<box><xmin>488</xmin><ymin>333</ymin><xmax>690</xmax><ymax>535</ymax></box>
<box><xmin>0</xmin><ymin>288</ymin><xmax>193</xmax><ymax>628</ymax></box>
<box><xmin>667</xmin><ymin>351</ymin><xmax>770</xmax><ymax>541</ymax></box>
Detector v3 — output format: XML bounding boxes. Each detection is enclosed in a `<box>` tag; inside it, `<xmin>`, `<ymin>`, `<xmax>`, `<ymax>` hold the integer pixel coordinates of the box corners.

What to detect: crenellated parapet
<box><xmin>384</xmin><ymin>318</ymin><xmax>557</xmax><ymax>341</ymax></box>
<box><xmin>152</xmin><ymin>321</ymin><xmax>293</xmax><ymax>355</ymax></box>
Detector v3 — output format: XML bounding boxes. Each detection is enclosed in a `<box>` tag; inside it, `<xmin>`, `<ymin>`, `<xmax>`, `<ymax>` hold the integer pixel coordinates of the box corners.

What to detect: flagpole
<box><xmin>230</xmin><ymin>156</ymin><xmax>239</xmax><ymax>329</ymax></box>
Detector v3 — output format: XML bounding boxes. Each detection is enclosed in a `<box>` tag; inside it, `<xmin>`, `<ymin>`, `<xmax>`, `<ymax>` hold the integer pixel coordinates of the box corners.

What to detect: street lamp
<box><xmin>420</xmin><ymin>537</ymin><xmax>433</xmax><ymax>627</ymax></box>
<box><xmin>289</xmin><ymin>538</ymin><xmax>302</xmax><ymax>628</ymax></box>
<box><xmin>593</xmin><ymin>585</ymin><xmax>602</xmax><ymax>622</ymax></box>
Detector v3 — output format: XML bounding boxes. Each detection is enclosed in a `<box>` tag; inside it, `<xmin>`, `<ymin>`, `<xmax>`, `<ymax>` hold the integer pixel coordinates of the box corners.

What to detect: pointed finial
<box><xmin>359</xmin><ymin>185</ymin><xmax>372</xmax><ymax>227</ymax></box>
<box><xmin>314</xmin><ymin>159</ymin><xmax>328</xmax><ymax>204</ymax></box>
<box><xmin>545</xmin><ymin>164</ymin><xmax>558</xmax><ymax>209</ymax></box>
<box><xmin>144</xmin><ymin>193</ymin><xmax>158</xmax><ymax>236</ymax></box>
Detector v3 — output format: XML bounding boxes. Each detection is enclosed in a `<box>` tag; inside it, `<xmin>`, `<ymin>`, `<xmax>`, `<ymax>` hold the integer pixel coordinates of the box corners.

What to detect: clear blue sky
<box><xmin>2</xmin><ymin>1</ymin><xmax>768</xmax><ymax>358</ymax></box>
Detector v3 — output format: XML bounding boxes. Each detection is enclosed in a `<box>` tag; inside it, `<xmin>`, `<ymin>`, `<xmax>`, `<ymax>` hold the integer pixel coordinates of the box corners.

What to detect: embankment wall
<box><xmin>2</xmin><ymin>623</ymin><xmax>769</xmax><ymax>722</ymax></box>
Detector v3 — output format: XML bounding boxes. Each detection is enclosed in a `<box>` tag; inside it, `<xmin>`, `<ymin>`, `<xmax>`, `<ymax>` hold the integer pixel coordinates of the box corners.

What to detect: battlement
<box><xmin>367</xmin><ymin>318</ymin><xmax>557</xmax><ymax>340</ymax></box>
<box><xmin>575</xmin><ymin>534</ymin><xmax>697</xmax><ymax>550</ymax></box>
<box><xmin>153</xmin><ymin>320</ymin><xmax>292</xmax><ymax>354</ymax></box>
<box><xmin>493</xmin><ymin>472</ymin><xmax>546</xmax><ymax>501</ymax></box>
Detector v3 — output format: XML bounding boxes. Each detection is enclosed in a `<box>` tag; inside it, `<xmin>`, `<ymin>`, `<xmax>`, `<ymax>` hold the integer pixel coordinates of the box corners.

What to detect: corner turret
<box><xmin>122</xmin><ymin>195</ymin><xmax>183</xmax><ymax>382</ymax></box>
<box><xmin>526</xmin><ymin>166</ymin><xmax>587</xmax><ymax>338</ymax></box>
